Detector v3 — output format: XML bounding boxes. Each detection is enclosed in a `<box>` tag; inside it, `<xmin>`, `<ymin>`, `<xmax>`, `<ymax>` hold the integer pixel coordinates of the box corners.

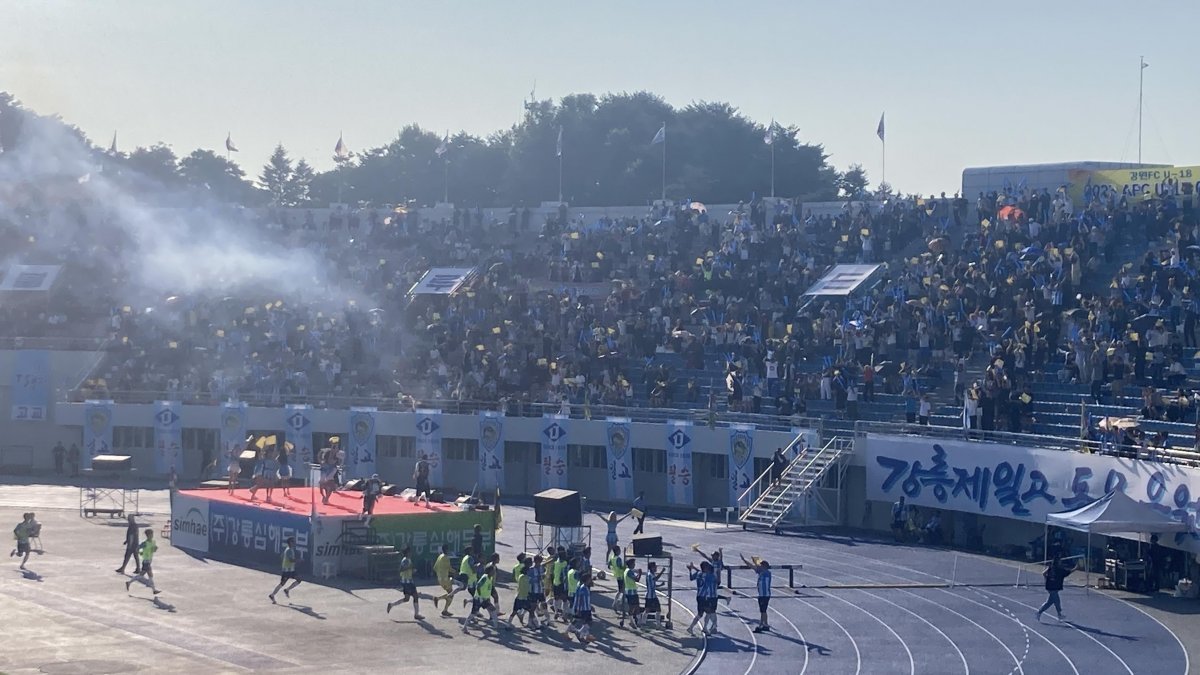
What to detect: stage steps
<box><xmin>340</xmin><ymin>521</ymin><xmax>400</xmax><ymax>582</ymax></box>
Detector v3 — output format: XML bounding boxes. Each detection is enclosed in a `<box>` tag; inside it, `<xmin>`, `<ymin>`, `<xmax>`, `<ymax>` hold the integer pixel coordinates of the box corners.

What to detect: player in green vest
<box><xmin>506</xmin><ymin>559</ymin><xmax>538</xmax><ymax>630</ymax></box>
<box><xmin>386</xmin><ymin>546</ymin><xmax>423</xmax><ymax>620</ymax></box>
<box><xmin>449</xmin><ymin>546</ymin><xmax>477</xmax><ymax>607</ymax></box>
<box><xmin>621</xmin><ymin>559</ymin><xmax>644</xmax><ymax>628</ymax></box>
<box><xmin>608</xmin><ymin>547</ymin><xmax>628</xmax><ymax>617</ymax></box>
<box><xmin>550</xmin><ymin>547</ymin><xmax>569</xmax><ymax>619</ymax></box>
<box><xmin>125</xmin><ymin>529</ymin><xmax>160</xmax><ymax>594</ymax></box>
<box><xmin>269</xmin><ymin>536</ymin><xmax>301</xmax><ymax>603</ymax></box>
<box><xmin>462</xmin><ymin>565</ymin><xmax>508</xmax><ymax>634</ymax></box>
<box><xmin>565</xmin><ymin>562</ymin><xmax>581</xmax><ymax>621</ymax></box>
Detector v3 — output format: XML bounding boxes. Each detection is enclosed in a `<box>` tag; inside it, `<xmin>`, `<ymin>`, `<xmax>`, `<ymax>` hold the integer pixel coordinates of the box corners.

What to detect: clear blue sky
<box><xmin>3</xmin><ymin>0</ymin><xmax>1196</xmax><ymax>195</ymax></box>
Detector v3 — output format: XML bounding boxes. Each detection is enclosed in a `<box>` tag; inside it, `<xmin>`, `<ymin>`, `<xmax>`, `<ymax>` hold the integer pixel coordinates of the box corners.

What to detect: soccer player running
<box><xmin>507</xmin><ymin>557</ymin><xmax>539</xmax><ymax>630</ymax></box>
<box><xmin>462</xmin><ymin>565</ymin><xmax>506</xmax><ymax>634</ymax></box>
<box><xmin>607</xmin><ymin>545</ymin><xmax>628</xmax><ymax>617</ymax></box>
<box><xmin>685</xmin><ymin>560</ymin><xmax>719</xmax><ymax>636</ymax></box>
<box><xmin>620</xmin><ymin>558</ymin><xmax>643</xmax><ymax>629</ymax></box>
<box><xmin>740</xmin><ymin>553</ymin><xmax>772</xmax><ymax>633</ymax></box>
<box><xmin>125</xmin><ymin>529</ymin><xmax>160</xmax><ymax>595</ymax></box>
<box><xmin>269</xmin><ymin>536</ymin><xmax>301</xmax><ymax>603</ymax></box>
<box><xmin>11</xmin><ymin>513</ymin><xmax>34</xmax><ymax>570</ymax></box>
<box><xmin>566</xmin><ymin>571</ymin><xmax>596</xmax><ymax>643</ymax></box>
<box><xmin>386</xmin><ymin>546</ymin><xmax>424</xmax><ymax>620</ymax></box>
<box><xmin>526</xmin><ymin>553</ymin><xmax>548</xmax><ymax>627</ymax></box>
<box><xmin>450</xmin><ymin>545</ymin><xmax>478</xmax><ymax>608</ymax></box>
<box><xmin>431</xmin><ymin>544</ymin><xmax>455</xmax><ymax>616</ymax></box>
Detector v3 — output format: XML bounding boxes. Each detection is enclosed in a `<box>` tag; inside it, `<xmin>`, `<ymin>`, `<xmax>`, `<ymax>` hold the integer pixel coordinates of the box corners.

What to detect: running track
<box><xmin>652</xmin><ymin>523</ymin><xmax>1186</xmax><ymax>675</ymax></box>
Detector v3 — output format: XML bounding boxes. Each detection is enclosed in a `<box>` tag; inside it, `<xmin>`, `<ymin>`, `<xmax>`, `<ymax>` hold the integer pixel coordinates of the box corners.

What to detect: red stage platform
<box><xmin>179</xmin><ymin>487</ymin><xmax>462</xmax><ymax>518</ymax></box>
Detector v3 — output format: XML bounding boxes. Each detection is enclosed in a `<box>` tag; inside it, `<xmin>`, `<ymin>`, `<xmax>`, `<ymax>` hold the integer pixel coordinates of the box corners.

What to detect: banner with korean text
<box><xmin>606</xmin><ymin>417</ymin><xmax>634</xmax><ymax>501</ymax></box>
<box><xmin>478</xmin><ymin>410</ymin><xmax>505</xmax><ymax>490</ymax></box>
<box><xmin>82</xmin><ymin>400</ymin><xmax>114</xmax><ymax>470</ymax></box>
<box><xmin>728</xmin><ymin>424</ymin><xmax>756</xmax><ymax>505</ymax></box>
<box><xmin>10</xmin><ymin>349</ymin><xmax>50</xmax><ymax>421</ymax></box>
<box><xmin>415</xmin><ymin>410</ymin><xmax>443</xmax><ymax>486</ymax></box>
<box><xmin>540</xmin><ymin>414</ymin><xmax>569</xmax><ymax>490</ymax></box>
<box><xmin>284</xmin><ymin>404</ymin><xmax>314</xmax><ymax>466</ymax></box>
<box><xmin>665</xmin><ymin>421</ymin><xmax>694</xmax><ymax>506</ymax></box>
<box><xmin>219</xmin><ymin>402</ymin><xmax>248</xmax><ymax>467</ymax></box>
<box><xmin>347</xmin><ymin>407</ymin><xmax>377</xmax><ymax>479</ymax></box>
<box><xmin>864</xmin><ymin>433</ymin><xmax>1200</xmax><ymax>553</ymax></box>
<box><xmin>153</xmin><ymin>400</ymin><xmax>183</xmax><ymax>475</ymax></box>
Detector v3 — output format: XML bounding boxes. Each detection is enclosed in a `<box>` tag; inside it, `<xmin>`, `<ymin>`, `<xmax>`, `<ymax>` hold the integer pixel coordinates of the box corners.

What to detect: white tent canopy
<box><xmin>1044</xmin><ymin>490</ymin><xmax>1188</xmax><ymax>590</ymax></box>
<box><xmin>1046</xmin><ymin>490</ymin><xmax>1188</xmax><ymax>539</ymax></box>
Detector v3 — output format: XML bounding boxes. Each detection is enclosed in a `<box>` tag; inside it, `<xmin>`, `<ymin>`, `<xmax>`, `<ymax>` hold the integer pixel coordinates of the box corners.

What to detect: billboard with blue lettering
<box><xmin>865</xmin><ymin>434</ymin><xmax>1200</xmax><ymax>553</ymax></box>
<box><xmin>207</xmin><ymin>500</ymin><xmax>310</xmax><ymax>573</ymax></box>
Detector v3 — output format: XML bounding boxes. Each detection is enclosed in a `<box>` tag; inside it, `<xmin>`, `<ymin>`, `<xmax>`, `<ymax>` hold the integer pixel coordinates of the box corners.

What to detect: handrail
<box><xmin>60</xmin><ymin>389</ymin><xmax>823</xmax><ymax>433</ymax></box>
<box><xmin>744</xmin><ymin>436</ymin><xmax>847</xmax><ymax>528</ymax></box>
<box><xmin>737</xmin><ymin>430</ymin><xmax>811</xmax><ymax>509</ymax></box>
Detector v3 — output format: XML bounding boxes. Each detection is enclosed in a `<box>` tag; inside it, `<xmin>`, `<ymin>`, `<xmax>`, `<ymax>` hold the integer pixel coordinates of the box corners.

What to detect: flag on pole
<box><xmin>435</xmin><ymin>132</ymin><xmax>448</xmax><ymax>157</ymax></box>
<box><xmin>334</xmin><ymin>133</ymin><xmax>348</xmax><ymax>159</ymax></box>
<box><xmin>556</xmin><ymin>126</ymin><xmax>563</xmax><ymax>157</ymax></box>
<box><xmin>1142</xmin><ymin>59</ymin><xmax>1149</xmax><ymax>70</ymax></box>
<box><xmin>108</xmin><ymin>132</ymin><xmax>118</xmax><ymax>154</ymax></box>
<box><xmin>225</xmin><ymin>133</ymin><xmax>239</xmax><ymax>153</ymax></box>
<box><xmin>876</xmin><ymin>113</ymin><xmax>886</xmax><ymax>142</ymax></box>
<box><xmin>651</xmin><ymin>124</ymin><xmax>665</xmax><ymax>145</ymax></box>
<box><xmin>763</xmin><ymin>120</ymin><xmax>775</xmax><ymax>145</ymax></box>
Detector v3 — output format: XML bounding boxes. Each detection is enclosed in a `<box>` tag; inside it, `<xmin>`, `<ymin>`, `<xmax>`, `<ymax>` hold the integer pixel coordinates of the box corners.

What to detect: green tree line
<box><xmin>1</xmin><ymin>90</ymin><xmax>868</xmax><ymax>207</ymax></box>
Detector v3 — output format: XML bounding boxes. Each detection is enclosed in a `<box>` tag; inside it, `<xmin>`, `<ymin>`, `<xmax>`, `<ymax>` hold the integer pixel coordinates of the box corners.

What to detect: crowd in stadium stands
<box><xmin>11</xmin><ymin>175</ymin><xmax>1200</xmax><ymax>452</ymax></box>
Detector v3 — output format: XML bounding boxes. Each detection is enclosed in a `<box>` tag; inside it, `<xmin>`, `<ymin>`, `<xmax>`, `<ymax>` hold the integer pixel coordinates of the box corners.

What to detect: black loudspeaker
<box><xmin>428</xmin><ymin>489</ymin><xmax>445</xmax><ymax>503</ymax></box>
<box><xmin>343</xmin><ymin>478</ymin><xmax>365</xmax><ymax>491</ymax></box>
<box><xmin>533</xmin><ymin>488</ymin><xmax>582</xmax><ymax>527</ymax></box>
<box><xmin>631</xmin><ymin>533</ymin><xmax>663</xmax><ymax>557</ymax></box>
<box><xmin>381</xmin><ymin>483</ymin><xmax>399</xmax><ymax>496</ymax></box>
<box><xmin>92</xmin><ymin>455</ymin><xmax>132</xmax><ymax>472</ymax></box>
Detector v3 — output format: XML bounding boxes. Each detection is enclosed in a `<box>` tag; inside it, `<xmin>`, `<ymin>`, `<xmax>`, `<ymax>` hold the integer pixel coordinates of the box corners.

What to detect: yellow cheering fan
<box><xmin>630</xmin><ymin>508</ymin><xmax>644</xmax><ymax>520</ymax></box>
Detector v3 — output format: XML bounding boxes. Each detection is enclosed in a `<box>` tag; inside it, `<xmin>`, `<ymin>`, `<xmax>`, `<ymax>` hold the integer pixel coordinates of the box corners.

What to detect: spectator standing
<box><xmin>52</xmin><ymin>441</ymin><xmax>65</xmax><ymax>475</ymax></box>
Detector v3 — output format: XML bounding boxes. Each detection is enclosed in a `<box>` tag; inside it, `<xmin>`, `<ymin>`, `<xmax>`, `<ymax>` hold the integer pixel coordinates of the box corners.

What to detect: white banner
<box><xmin>540</xmin><ymin>415</ymin><xmax>569</xmax><ymax>490</ymax></box>
<box><xmin>347</xmin><ymin>407</ymin><xmax>377</xmax><ymax>479</ymax></box>
<box><xmin>82</xmin><ymin>400</ymin><xmax>114</xmax><ymax>470</ymax></box>
<box><xmin>728</xmin><ymin>423</ymin><xmax>755</xmax><ymax>505</ymax></box>
<box><xmin>864</xmin><ymin>434</ymin><xmax>1200</xmax><ymax>553</ymax></box>
<box><xmin>415</xmin><ymin>410</ymin><xmax>443</xmax><ymax>486</ymax></box>
<box><xmin>284</xmin><ymin>404</ymin><xmax>314</xmax><ymax>466</ymax></box>
<box><xmin>666</xmin><ymin>421</ymin><xmax>694</xmax><ymax>506</ymax></box>
<box><xmin>478</xmin><ymin>411</ymin><xmax>505</xmax><ymax>491</ymax></box>
<box><xmin>407</xmin><ymin>267</ymin><xmax>475</xmax><ymax>295</ymax></box>
<box><xmin>219</xmin><ymin>402</ymin><xmax>248</xmax><ymax>467</ymax></box>
<box><xmin>170</xmin><ymin>492</ymin><xmax>210</xmax><ymax>553</ymax></box>
<box><xmin>606</xmin><ymin>417</ymin><xmax>634</xmax><ymax>501</ymax></box>
<box><xmin>152</xmin><ymin>401</ymin><xmax>183</xmax><ymax>475</ymax></box>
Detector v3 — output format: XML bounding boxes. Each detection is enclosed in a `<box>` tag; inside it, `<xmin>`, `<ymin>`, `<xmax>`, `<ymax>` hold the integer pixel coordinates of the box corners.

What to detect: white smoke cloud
<box><xmin>0</xmin><ymin>107</ymin><xmax>342</xmax><ymax>306</ymax></box>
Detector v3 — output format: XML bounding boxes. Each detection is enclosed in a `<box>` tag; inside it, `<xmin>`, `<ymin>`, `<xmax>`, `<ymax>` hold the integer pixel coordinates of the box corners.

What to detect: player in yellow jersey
<box><xmin>431</xmin><ymin>544</ymin><xmax>455</xmax><ymax>617</ymax></box>
<box><xmin>386</xmin><ymin>546</ymin><xmax>424</xmax><ymax>620</ymax></box>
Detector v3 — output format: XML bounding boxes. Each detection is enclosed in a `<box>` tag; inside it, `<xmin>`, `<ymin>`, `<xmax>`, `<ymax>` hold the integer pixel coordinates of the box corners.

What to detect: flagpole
<box><xmin>443</xmin><ymin>157</ymin><xmax>449</xmax><ymax>204</ymax></box>
<box><xmin>770</xmin><ymin>134</ymin><xmax>776</xmax><ymax>199</ymax></box>
<box><xmin>1138</xmin><ymin>55</ymin><xmax>1145</xmax><ymax>164</ymax></box>
<box><xmin>660</xmin><ymin>120</ymin><xmax>666</xmax><ymax>202</ymax></box>
<box><xmin>558</xmin><ymin>151</ymin><xmax>563</xmax><ymax>203</ymax></box>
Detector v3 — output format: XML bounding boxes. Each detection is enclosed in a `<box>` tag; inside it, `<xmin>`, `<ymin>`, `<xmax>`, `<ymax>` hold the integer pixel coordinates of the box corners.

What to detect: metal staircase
<box><xmin>738</xmin><ymin>436</ymin><xmax>851</xmax><ymax>533</ymax></box>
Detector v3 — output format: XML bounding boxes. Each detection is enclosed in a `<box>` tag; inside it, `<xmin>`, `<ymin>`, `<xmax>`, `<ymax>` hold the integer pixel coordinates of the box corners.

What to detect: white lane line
<box><xmin>790</xmin><ymin>543</ymin><xmax>1080</xmax><ymax>675</ymax></box>
<box><xmin>726</xmin><ymin>535</ymin><xmax>1080</xmax><ymax>675</ymax></box>
<box><xmin>772</xmin><ymin>538</ymin><xmax>1132</xmax><ymax>675</ymax></box>
<box><xmin>726</xmin><ymin>569</ymin><xmax>810</xmax><ymax>675</ymax></box>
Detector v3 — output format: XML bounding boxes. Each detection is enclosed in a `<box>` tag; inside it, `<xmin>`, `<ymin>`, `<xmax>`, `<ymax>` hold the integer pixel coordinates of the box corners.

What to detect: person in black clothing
<box><xmin>1036</xmin><ymin>554</ymin><xmax>1077</xmax><ymax>622</ymax></box>
<box><xmin>770</xmin><ymin>448</ymin><xmax>787</xmax><ymax>487</ymax></box>
<box><xmin>52</xmin><ymin>442</ymin><xmax>65</xmax><ymax>475</ymax></box>
<box><xmin>632</xmin><ymin>492</ymin><xmax>646</xmax><ymax>535</ymax></box>
<box><xmin>116</xmin><ymin>514</ymin><xmax>140</xmax><ymax>575</ymax></box>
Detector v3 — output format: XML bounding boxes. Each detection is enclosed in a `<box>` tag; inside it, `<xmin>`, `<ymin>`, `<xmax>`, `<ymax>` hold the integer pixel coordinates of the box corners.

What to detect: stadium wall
<box><xmin>961</xmin><ymin>161</ymin><xmax>1163</xmax><ymax>201</ymax></box>
<box><xmin>0</xmin><ymin>349</ymin><xmax>105</xmax><ymax>470</ymax></box>
<box><xmin>51</xmin><ymin>401</ymin><xmax>801</xmax><ymax>509</ymax></box>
